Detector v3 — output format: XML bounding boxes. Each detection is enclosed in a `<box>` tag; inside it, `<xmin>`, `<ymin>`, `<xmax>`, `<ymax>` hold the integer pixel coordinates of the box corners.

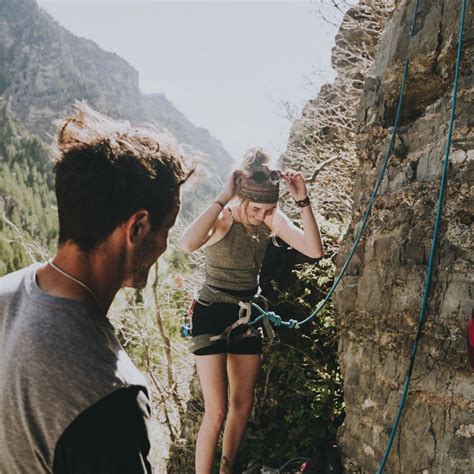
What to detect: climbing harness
<box><xmin>180</xmin><ymin>300</ymin><xmax>194</xmax><ymax>338</ymax></box>
<box><xmin>184</xmin><ymin>284</ymin><xmax>276</xmax><ymax>353</ymax></box>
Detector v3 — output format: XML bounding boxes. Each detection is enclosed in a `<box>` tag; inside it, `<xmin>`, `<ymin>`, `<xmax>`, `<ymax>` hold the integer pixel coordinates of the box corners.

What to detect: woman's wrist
<box><xmin>294</xmin><ymin>195</ymin><xmax>310</xmax><ymax>208</ymax></box>
<box><xmin>213</xmin><ymin>200</ymin><xmax>225</xmax><ymax>210</ymax></box>
<box><xmin>215</xmin><ymin>192</ymin><xmax>232</xmax><ymax>207</ymax></box>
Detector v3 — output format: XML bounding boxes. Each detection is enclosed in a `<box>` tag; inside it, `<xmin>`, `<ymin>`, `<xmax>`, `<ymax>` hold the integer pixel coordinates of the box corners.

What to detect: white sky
<box><xmin>37</xmin><ymin>0</ymin><xmax>341</xmax><ymax>160</ymax></box>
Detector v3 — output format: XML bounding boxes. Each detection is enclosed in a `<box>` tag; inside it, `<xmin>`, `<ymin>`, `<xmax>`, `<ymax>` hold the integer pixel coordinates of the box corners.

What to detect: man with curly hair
<box><xmin>0</xmin><ymin>102</ymin><xmax>191</xmax><ymax>473</ymax></box>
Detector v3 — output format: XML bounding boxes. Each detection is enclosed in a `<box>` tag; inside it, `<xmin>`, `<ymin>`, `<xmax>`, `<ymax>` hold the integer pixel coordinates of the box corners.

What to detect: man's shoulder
<box><xmin>0</xmin><ymin>264</ymin><xmax>39</xmax><ymax>297</ymax></box>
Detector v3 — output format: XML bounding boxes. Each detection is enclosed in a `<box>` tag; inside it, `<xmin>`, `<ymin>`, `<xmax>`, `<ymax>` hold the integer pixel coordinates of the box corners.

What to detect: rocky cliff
<box><xmin>281</xmin><ymin>1</ymin><xmax>395</xmax><ymax>250</ymax></box>
<box><xmin>334</xmin><ymin>0</ymin><xmax>473</xmax><ymax>472</ymax></box>
<box><xmin>0</xmin><ymin>0</ymin><xmax>233</xmax><ymax>176</ymax></box>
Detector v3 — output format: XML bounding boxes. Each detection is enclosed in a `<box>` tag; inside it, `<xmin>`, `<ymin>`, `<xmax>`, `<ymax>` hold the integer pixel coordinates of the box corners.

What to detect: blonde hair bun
<box><xmin>241</xmin><ymin>147</ymin><xmax>272</xmax><ymax>172</ymax></box>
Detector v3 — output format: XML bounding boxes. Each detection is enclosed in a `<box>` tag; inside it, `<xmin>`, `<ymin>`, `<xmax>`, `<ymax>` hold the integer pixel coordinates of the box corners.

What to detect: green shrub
<box><xmin>237</xmin><ymin>257</ymin><xmax>344</xmax><ymax>471</ymax></box>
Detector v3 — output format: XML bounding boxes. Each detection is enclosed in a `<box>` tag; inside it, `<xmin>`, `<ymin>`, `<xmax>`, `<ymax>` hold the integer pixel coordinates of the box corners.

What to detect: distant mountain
<box><xmin>141</xmin><ymin>93</ymin><xmax>232</xmax><ymax>173</ymax></box>
<box><xmin>0</xmin><ymin>0</ymin><xmax>233</xmax><ymax>176</ymax></box>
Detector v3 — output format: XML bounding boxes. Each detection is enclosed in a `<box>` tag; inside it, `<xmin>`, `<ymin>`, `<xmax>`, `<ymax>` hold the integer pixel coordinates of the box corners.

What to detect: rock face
<box><xmin>334</xmin><ymin>0</ymin><xmax>473</xmax><ymax>472</ymax></box>
<box><xmin>0</xmin><ymin>0</ymin><xmax>233</xmax><ymax>175</ymax></box>
<box><xmin>281</xmin><ymin>1</ymin><xmax>394</xmax><ymax>247</ymax></box>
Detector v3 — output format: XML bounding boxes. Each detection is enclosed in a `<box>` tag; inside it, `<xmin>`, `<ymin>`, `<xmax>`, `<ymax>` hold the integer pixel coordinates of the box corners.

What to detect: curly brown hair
<box><xmin>54</xmin><ymin>102</ymin><xmax>192</xmax><ymax>250</ymax></box>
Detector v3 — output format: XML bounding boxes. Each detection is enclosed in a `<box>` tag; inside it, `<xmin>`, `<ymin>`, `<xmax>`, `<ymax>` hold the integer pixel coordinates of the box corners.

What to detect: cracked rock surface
<box><xmin>334</xmin><ymin>0</ymin><xmax>473</xmax><ymax>472</ymax></box>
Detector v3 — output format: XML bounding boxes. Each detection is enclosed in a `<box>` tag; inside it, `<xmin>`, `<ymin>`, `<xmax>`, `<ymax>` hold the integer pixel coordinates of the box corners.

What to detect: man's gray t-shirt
<box><xmin>0</xmin><ymin>263</ymin><xmax>148</xmax><ymax>473</ymax></box>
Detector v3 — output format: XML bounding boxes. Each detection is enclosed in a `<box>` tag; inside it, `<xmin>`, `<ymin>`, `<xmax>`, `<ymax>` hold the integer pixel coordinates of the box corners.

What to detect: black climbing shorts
<box><xmin>190</xmin><ymin>287</ymin><xmax>263</xmax><ymax>356</ymax></box>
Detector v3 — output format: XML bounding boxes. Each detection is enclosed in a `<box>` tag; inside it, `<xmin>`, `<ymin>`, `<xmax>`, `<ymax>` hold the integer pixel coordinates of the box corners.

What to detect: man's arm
<box><xmin>53</xmin><ymin>386</ymin><xmax>153</xmax><ymax>474</ymax></box>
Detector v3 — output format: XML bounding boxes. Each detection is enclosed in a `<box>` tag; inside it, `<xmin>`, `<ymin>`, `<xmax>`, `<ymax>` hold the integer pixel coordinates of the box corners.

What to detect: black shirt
<box><xmin>53</xmin><ymin>386</ymin><xmax>153</xmax><ymax>474</ymax></box>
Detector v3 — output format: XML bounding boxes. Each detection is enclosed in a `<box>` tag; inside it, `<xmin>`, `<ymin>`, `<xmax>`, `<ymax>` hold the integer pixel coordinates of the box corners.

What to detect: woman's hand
<box><xmin>217</xmin><ymin>169</ymin><xmax>249</xmax><ymax>204</ymax></box>
<box><xmin>280</xmin><ymin>170</ymin><xmax>308</xmax><ymax>201</ymax></box>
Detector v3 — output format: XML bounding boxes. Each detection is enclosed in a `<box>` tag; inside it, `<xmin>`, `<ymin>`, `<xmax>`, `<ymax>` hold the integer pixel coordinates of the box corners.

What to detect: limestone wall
<box><xmin>334</xmin><ymin>0</ymin><xmax>473</xmax><ymax>472</ymax></box>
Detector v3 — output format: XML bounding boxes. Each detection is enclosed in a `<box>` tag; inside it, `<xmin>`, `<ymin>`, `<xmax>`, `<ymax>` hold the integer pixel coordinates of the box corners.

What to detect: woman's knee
<box><xmin>203</xmin><ymin>402</ymin><xmax>228</xmax><ymax>429</ymax></box>
<box><xmin>229</xmin><ymin>397</ymin><xmax>253</xmax><ymax>419</ymax></box>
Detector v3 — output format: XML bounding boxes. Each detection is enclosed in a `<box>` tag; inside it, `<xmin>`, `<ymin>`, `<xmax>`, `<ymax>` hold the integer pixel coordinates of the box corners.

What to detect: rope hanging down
<box><xmin>250</xmin><ymin>0</ymin><xmax>421</xmax><ymax>330</ymax></box>
<box><xmin>377</xmin><ymin>0</ymin><xmax>468</xmax><ymax>471</ymax></box>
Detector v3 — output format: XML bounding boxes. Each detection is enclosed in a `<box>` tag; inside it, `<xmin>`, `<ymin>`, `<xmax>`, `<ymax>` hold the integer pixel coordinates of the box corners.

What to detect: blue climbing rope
<box><xmin>250</xmin><ymin>0</ymin><xmax>421</xmax><ymax>329</ymax></box>
<box><xmin>377</xmin><ymin>0</ymin><xmax>468</xmax><ymax>471</ymax></box>
<box><xmin>251</xmin><ymin>302</ymin><xmax>300</xmax><ymax>329</ymax></box>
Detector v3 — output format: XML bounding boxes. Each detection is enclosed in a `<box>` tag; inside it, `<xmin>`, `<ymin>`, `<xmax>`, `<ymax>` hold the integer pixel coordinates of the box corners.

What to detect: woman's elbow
<box><xmin>180</xmin><ymin>238</ymin><xmax>195</xmax><ymax>253</ymax></box>
<box><xmin>307</xmin><ymin>247</ymin><xmax>324</xmax><ymax>259</ymax></box>
<box><xmin>313</xmin><ymin>250</ymin><xmax>324</xmax><ymax>258</ymax></box>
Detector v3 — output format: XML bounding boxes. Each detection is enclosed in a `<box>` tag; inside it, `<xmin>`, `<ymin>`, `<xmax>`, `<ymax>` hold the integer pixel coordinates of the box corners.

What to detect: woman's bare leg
<box><xmin>220</xmin><ymin>354</ymin><xmax>261</xmax><ymax>473</ymax></box>
<box><xmin>195</xmin><ymin>354</ymin><xmax>228</xmax><ymax>474</ymax></box>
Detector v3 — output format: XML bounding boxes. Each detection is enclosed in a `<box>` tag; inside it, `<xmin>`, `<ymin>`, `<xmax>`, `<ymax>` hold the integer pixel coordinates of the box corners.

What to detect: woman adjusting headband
<box><xmin>180</xmin><ymin>146</ymin><xmax>324</xmax><ymax>474</ymax></box>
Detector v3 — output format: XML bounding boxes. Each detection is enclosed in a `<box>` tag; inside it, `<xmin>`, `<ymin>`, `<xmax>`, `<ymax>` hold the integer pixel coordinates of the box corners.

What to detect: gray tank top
<box><xmin>0</xmin><ymin>264</ymin><xmax>148</xmax><ymax>473</ymax></box>
<box><xmin>204</xmin><ymin>219</ymin><xmax>271</xmax><ymax>291</ymax></box>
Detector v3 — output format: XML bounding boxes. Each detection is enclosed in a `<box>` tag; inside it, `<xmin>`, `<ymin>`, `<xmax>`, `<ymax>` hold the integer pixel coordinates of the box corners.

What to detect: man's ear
<box><xmin>125</xmin><ymin>209</ymin><xmax>151</xmax><ymax>245</ymax></box>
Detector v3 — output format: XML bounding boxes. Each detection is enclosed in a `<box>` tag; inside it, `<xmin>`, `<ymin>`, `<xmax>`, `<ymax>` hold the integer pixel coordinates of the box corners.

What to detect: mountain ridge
<box><xmin>0</xmin><ymin>0</ymin><xmax>233</xmax><ymax>175</ymax></box>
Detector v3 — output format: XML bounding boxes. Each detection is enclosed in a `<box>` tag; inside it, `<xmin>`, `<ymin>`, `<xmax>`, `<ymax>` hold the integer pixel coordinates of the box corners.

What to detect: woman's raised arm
<box><xmin>271</xmin><ymin>171</ymin><xmax>324</xmax><ymax>259</ymax></box>
<box><xmin>180</xmin><ymin>170</ymin><xmax>247</xmax><ymax>252</ymax></box>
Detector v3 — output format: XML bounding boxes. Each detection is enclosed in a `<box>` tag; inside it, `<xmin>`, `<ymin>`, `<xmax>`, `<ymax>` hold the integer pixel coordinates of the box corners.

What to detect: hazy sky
<box><xmin>37</xmin><ymin>0</ymin><xmax>341</xmax><ymax>160</ymax></box>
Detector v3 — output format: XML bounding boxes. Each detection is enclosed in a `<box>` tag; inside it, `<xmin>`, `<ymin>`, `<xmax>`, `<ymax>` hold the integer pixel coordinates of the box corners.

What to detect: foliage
<box><xmin>109</xmin><ymin>252</ymin><xmax>197</xmax><ymax>472</ymax></box>
<box><xmin>0</xmin><ymin>102</ymin><xmax>57</xmax><ymax>274</ymax></box>
<box><xmin>236</xmin><ymin>257</ymin><xmax>344</xmax><ymax>472</ymax></box>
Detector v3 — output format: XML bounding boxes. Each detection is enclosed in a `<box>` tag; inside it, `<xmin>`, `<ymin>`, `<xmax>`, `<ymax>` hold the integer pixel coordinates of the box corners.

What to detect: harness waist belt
<box><xmin>190</xmin><ymin>285</ymin><xmax>274</xmax><ymax>353</ymax></box>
